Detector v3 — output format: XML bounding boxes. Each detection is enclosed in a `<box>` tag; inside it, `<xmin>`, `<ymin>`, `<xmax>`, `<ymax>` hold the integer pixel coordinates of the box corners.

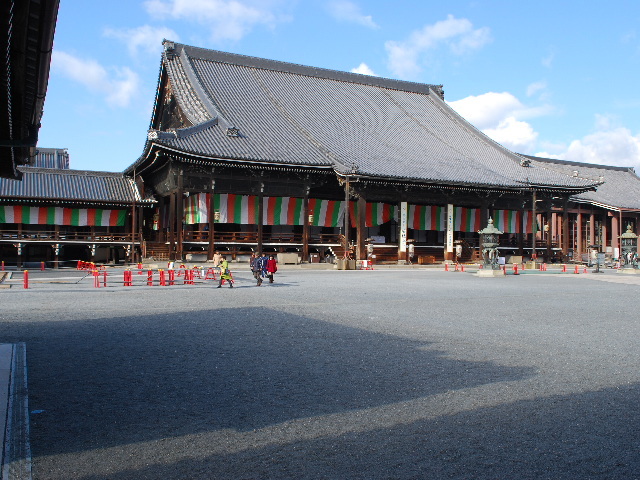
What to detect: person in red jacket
<box><xmin>266</xmin><ymin>255</ymin><xmax>278</xmax><ymax>283</ymax></box>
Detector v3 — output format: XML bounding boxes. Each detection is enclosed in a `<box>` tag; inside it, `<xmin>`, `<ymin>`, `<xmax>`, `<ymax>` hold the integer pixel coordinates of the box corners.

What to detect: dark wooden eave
<box><xmin>0</xmin><ymin>0</ymin><xmax>59</xmax><ymax>179</ymax></box>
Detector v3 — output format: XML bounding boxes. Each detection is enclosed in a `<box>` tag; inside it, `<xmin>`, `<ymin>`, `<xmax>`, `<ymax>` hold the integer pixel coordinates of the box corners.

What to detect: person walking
<box><xmin>213</xmin><ymin>251</ymin><xmax>223</xmax><ymax>267</ymax></box>
<box><xmin>250</xmin><ymin>253</ymin><xmax>262</xmax><ymax>286</ymax></box>
<box><xmin>217</xmin><ymin>256</ymin><xmax>233</xmax><ymax>288</ymax></box>
<box><xmin>266</xmin><ymin>255</ymin><xmax>278</xmax><ymax>283</ymax></box>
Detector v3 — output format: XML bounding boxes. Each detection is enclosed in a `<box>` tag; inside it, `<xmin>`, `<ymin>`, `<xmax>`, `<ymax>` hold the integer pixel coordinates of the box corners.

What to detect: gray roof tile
<box><xmin>0</xmin><ymin>167</ymin><xmax>144</xmax><ymax>204</ymax></box>
<box><xmin>524</xmin><ymin>155</ymin><xmax>640</xmax><ymax>210</ymax></box>
<box><xmin>146</xmin><ymin>42</ymin><xmax>599</xmax><ymax>191</ymax></box>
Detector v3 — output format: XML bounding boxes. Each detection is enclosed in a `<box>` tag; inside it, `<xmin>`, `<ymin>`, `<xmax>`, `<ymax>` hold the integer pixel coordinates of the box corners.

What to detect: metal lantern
<box><xmin>478</xmin><ymin>218</ymin><xmax>503</xmax><ymax>270</ymax></box>
<box><xmin>619</xmin><ymin>224</ymin><xmax>638</xmax><ymax>269</ymax></box>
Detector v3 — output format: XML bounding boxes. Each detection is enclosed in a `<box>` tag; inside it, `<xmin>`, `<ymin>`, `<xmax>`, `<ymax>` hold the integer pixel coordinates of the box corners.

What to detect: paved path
<box><xmin>2</xmin><ymin>267</ymin><xmax>640</xmax><ymax>479</ymax></box>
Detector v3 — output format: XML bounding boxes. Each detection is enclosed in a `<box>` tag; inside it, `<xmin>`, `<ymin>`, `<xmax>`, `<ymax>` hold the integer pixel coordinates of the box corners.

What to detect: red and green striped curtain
<box><xmin>408</xmin><ymin>205</ymin><xmax>446</xmax><ymax>231</ymax></box>
<box><xmin>184</xmin><ymin>193</ymin><xmax>209</xmax><ymax>224</ymax></box>
<box><xmin>350</xmin><ymin>202</ymin><xmax>397</xmax><ymax>227</ymax></box>
<box><xmin>184</xmin><ymin>194</ymin><xmax>316</xmax><ymax>226</ymax></box>
<box><xmin>492</xmin><ymin>210</ymin><xmax>535</xmax><ymax>233</ymax></box>
<box><xmin>215</xmin><ymin>194</ymin><xmax>260</xmax><ymax>224</ymax></box>
<box><xmin>307</xmin><ymin>199</ymin><xmax>344</xmax><ymax>227</ymax></box>
<box><xmin>0</xmin><ymin>205</ymin><xmax>126</xmax><ymax>226</ymax></box>
<box><xmin>263</xmin><ymin>197</ymin><xmax>305</xmax><ymax>225</ymax></box>
<box><xmin>454</xmin><ymin>207</ymin><xmax>482</xmax><ymax>232</ymax></box>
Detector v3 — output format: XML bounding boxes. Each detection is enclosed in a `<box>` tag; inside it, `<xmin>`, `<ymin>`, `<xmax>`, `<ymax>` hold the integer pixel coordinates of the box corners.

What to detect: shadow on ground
<box><xmin>0</xmin><ymin>307</ymin><xmax>532</xmax><ymax>459</ymax></box>
<box><xmin>69</xmin><ymin>382</ymin><xmax>640</xmax><ymax>480</ymax></box>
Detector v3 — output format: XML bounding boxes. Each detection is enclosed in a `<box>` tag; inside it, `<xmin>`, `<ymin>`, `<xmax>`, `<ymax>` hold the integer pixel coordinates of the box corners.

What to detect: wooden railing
<box><xmin>0</xmin><ymin>230</ymin><xmax>138</xmax><ymax>243</ymax></box>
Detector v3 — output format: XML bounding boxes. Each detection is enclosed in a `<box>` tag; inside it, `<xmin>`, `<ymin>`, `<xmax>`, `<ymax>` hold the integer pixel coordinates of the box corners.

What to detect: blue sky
<box><xmin>38</xmin><ymin>0</ymin><xmax>640</xmax><ymax>173</ymax></box>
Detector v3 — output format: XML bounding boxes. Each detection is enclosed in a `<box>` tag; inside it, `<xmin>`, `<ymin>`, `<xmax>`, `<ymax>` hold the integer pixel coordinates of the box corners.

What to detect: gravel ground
<box><xmin>1</xmin><ymin>266</ymin><xmax>639</xmax><ymax>479</ymax></box>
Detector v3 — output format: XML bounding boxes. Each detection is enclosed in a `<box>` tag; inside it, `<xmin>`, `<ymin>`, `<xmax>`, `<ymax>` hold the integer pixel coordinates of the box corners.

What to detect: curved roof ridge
<box><xmin>175</xmin><ymin>41</ymin><xmax>444</xmax><ymax>98</ymax></box>
<box><xmin>521</xmin><ymin>154</ymin><xmax>635</xmax><ymax>173</ymax></box>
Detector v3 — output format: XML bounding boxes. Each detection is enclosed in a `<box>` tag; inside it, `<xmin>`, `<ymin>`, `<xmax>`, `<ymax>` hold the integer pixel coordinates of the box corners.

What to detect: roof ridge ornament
<box><xmin>163</xmin><ymin>39</ymin><xmax>177</xmax><ymax>59</ymax></box>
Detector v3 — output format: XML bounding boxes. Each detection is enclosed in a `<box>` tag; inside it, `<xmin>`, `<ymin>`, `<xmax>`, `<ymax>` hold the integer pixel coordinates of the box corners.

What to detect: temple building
<box><xmin>125</xmin><ymin>41</ymin><xmax>601</xmax><ymax>264</ymax></box>
<box><xmin>2</xmin><ymin>40</ymin><xmax>640</xmax><ymax>267</ymax></box>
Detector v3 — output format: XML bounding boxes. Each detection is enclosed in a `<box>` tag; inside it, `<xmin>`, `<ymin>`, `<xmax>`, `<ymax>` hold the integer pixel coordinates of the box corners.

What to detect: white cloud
<box><xmin>327</xmin><ymin>1</ymin><xmax>378</xmax><ymax>29</ymax></box>
<box><xmin>385</xmin><ymin>15</ymin><xmax>491</xmax><ymax>79</ymax></box>
<box><xmin>483</xmin><ymin>117</ymin><xmax>538</xmax><ymax>151</ymax></box>
<box><xmin>104</xmin><ymin>25</ymin><xmax>179</xmax><ymax>58</ymax></box>
<box><xmin>537</xmin><ymin>125</ymin><xmax>640</xmax><ymax>170</ymax></box>
<box><xmin>351</xmin><ymin>63</ymin><xmax>377</xmax><ymax>76</ymax></box>
<box><xmin>144</xmin><ymin>0</ymin><xmax>286</xmax><ymax>42</ymax></box>
<box><xmin>542</xmin><ymin>49</ymin><xmax>555</xmax><ymax>68</ymax></box>
<box><xmin>52</xmin><ymin>51</ymin><xmax>140</xmax><ymax>108</ymax></box>
<box><xmin>526</xmin><ymin>81</ymin><xmax>547</xmax><ymax>98</ymax></box>
<box><xmin>448</xmin><ymin>92</ymin><xmax>524</xmax><ymax>130</ymax></box>
<box><xmin>448</xmin><ymin>91</ymin><xmax>550</xmax><ymax>151</ymax></box>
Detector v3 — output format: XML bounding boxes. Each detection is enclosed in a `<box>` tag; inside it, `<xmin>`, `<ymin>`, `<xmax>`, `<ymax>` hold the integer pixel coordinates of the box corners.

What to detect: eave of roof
<box><xmin>0</xmin><ymin>0</ymin><xmax>60</xmax><ymax>179</ymax></box>
<box><xmin>522</xmin><ymin>154</ymin><xmax>640</xmax><ymax>210</ymax></box>
<box><xmin>128</xmin><ymin>42</ymin><xmax>601</xmax><ymax>194</ymax></box>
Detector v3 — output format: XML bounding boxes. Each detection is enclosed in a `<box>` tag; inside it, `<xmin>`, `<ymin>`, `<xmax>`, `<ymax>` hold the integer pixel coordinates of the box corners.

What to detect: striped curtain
<box><xmin>408</xmin><ymin>205</ymin><xmax>446</xmax><ymax>231</ymax></box>
<box><xmin>215</xmin><ymin>194</ymin><xmax>260</xmax><ymax>224</ymax></box>
<box><xmin>0</xmin><ymin>206</ymin><xmax>126</xmax><ymax>226</ymax></box>
<box><xmin>350</xmin><ymin>201</ymin><xmax>397</xmax><ymax>227</ymax></box>
<box><xmin>454</xmin><ymin>207</ymin><xmax>482</xmax><ymax>232</ymax></box>
<box><xmin>308</xmin><ymin>199</ymin><xmax>344</xmax><ymax>227</ymax></box>
<box><xmin>492</xmin><ymin>210</ymin><xmax>535</xmax><ymax>234</ymax></box>
<box><xmin>263</xmin><ymin>197</ymin><xmax>305</xmax><ymax>225</ymax></box>
<box><xmin>184</xmin><ymin>193</ymin><xmax>209</xmax><ymax>224</ymax></box>
<box><xmin>183</xmin><ymin>194</ymin><xmax>344</xmax><ymax>227</ymax></box>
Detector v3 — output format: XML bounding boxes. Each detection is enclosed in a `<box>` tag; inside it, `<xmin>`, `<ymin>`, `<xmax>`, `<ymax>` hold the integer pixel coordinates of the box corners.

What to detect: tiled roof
<box><xmin>141</xmin><ymin>42</ymin><xmax>599</xmax><ymax>191</ymax></box>
<box><xmin>523</xmin><ymin>155</ymin><xmax>640</xmax><ymax>210</ymax></box>
<box><xmin>0</xmin><ymin>167</ymin><xmax>144</xmax><ymax>204</ymax></box>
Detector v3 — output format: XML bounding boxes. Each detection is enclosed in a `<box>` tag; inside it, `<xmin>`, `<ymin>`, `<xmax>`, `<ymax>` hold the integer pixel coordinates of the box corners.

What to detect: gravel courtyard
<box><xmin>1</xmin><ymin>267</ymin><xmax>639</xmax><ymax>479</ymax></box>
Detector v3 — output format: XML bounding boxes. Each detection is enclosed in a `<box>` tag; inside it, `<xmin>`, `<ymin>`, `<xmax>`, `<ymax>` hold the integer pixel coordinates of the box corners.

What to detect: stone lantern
<box><xmin>477</xmin><ymin>218</ymin><xmax>503</xmax><ymax>275</ymax></box>
<box><xmin>618</xmin><ymin>224</ymin><xmax>638</xmax><ymax>273</ymax></box>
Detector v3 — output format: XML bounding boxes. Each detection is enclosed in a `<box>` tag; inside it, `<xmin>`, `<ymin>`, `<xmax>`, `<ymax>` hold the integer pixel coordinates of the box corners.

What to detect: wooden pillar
<box><xmin>611</xmin><ymin>212</ymin><xmax>619</xmax><ymax>258</ymax></box>
<box><xmin>176</xmin><ymin>174</ymin><xmax>184</xmax><ymax>261</ymax></box>
<box><xmin>168</xmin><ymin>192</ymin><xmax>176</xmax><ymax>261</ymax></box>
<box><xmin>517</xmin><ymin>208</ymin><xmax>524</xmax><ymax>256</ymax></box>
<box><xmin>601</xmin><ymin>213</ymin><xmax>608</xmax><ymax>250</ymax></box>
<box><xmin>357</xmin><ymin>196</ymin><xmax>366</xmax><ymax>260</ymax></box>
<box><xmin>562</xmin><ymin>200</ymin><xmax>569</xmax><ymax>259</ymax></box>
<box><xmin>576</xmin><ymin>210</ymin><xmax>583</xmax><ymax>260</ymax></box>
<box><xmin>530</xmin><ymin>190</ymin><xmax>537</xmax><ymax>259</ymax></box>
<box><xmin>257</xmin><ymin>184</ymin><xmax>264</xmax><ymax>255</ymax></box>
<box><xmin>302</xmin><ymin>191</ymin><xmax>310</xmax><ymax>262</ymax></box>
<box><xmin>207</xmin><ymin>180</ymin><xmax>216</xmax><ymax>260</ymax></box>
<box><xmin>589</xmin><ymin>213</ymin><xmax>595</xmax><ymax>246</ymax></box>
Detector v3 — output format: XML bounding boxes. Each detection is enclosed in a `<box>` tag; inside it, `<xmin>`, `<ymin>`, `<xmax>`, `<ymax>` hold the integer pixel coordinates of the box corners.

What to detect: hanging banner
<box><xmin>407</xmin><ymin>205</ymin><xmax>446</xmax><ymax>231</ymax></box>
<box><xmin>0</xmin><ymin>205</ymin><xmax>126</xmax><ymax>226</ymax></box>
<box><xmin>263</xmin><ymin>196</ymin><xmax>305</xmax><ymax>226</ymax></box>
<box><xmin>184</xmin><ymin>194</ymin><xmax>344</xmax><ymax>227</ymax></box>
<box><xmin>184</xmin><ymin>193</ymin><xmax>209</xmax><ymax>224</ymax></box>
<box><xmin>350</xmin><ymin>201</ymin><xmax>398</xmax><ymax>227</ymax></box>
<box><xmin>308</xmin><ymin>199</ymin><xmax>344</xmax><ymax>227</ymax></box>
<box><xmin>446</xmin><ymin>204</ymin><xmax>454</xmax><ymax>253</ymax></box>
<box><xmin>399</xmin><ymin>202</ymin><xmax>407</xmax><ymax>253</ymax></box>
<box><xmin>454</xmin><ymin>207</ymin><xmax>482</xmax><ymax>232</ymax></box>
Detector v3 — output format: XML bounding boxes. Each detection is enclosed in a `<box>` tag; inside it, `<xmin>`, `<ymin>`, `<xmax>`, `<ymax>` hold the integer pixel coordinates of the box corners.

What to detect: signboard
<box><xmin>399</xmin><ymin>202</ymin><xmax>407</xmax><ymax>252</ymax></box>
<box><xmin>446</xmin><ymin>204</ymin><xmax>454</xmax><ymax>253</ymax></box>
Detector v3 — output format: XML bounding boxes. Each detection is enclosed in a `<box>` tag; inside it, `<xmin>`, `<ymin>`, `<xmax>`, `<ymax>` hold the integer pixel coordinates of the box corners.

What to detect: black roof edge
<box><xmin>520</xmin><ymin>154</ymin><xmax>634</xmax><ymax>173</ymax></box>
<box><xmin>18</xmin><ymin>166</ymin><xmax>130</xmax><ymax>177</ymax></box>
<box><xmin>165</xmin><ymin>40</ymin><xmax>444</xmax><ymax>98</ymax></box>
